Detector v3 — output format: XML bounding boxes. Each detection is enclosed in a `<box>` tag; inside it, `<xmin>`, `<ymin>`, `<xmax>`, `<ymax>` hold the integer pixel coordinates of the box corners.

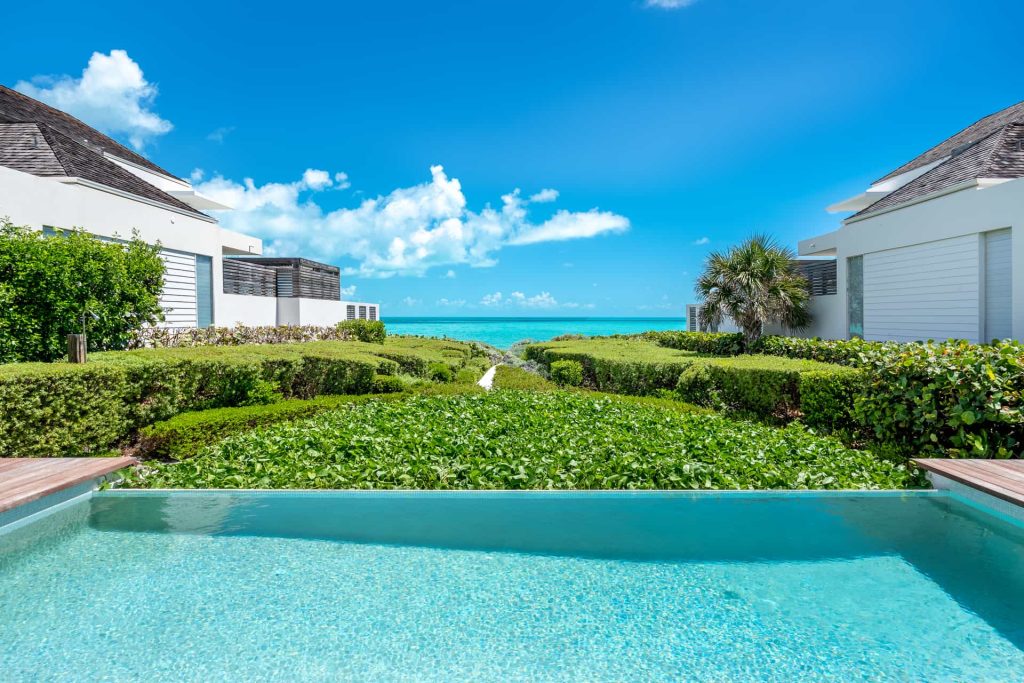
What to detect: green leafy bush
<box><xmin>673</xmin><ymin>356</ymin><xmax>837</xmax><ymax>419</ymax></box>
<box><xmin>125</xmin><ymin>391</ymin><xmax>919</xmax><ymax>490</ymax></box>
<box><xmin>798</xmin><ymin>368</ymin><xmax>864</xmax><ymax>434</ymax></box>
<box><xmin>0</xmin><ymin>221</ymin><xmax>165</xmax><ymax>362</ymax></box>
<box><xmin>644</xmin><ymin>330</ymin><xmax>744</xmax><ymax>356</ymax></box>
<box><xmin>454</xmin><ymin>368</ymin><xmax>481</xmax><ymax>384</ymax></box>
<box><xmin>371</xmin><ymin>374</ymin><xmax>407</xmax><ymax>394</ymax></box>
<box><xmin>134</xmin><ymin>323</ymin><xmax>376</xmax><ymax>349</ymax></box>
<box><xmin>428</xmin><ymin>362</ymin><xmax>454</xmax><ymax>383</ymax></box>
<box><xmin>0</xmin><ymin>337</ymin><xmax>479</xmax><ymax>456</ymax></box>
<box><xmin>550</xmin><ymin>360</ymin><xmax>584</xmax><ymax>387</ymax></box>
<box><xmin>492</xmin><ymin>365</ymin><xmax>557</xmax><ymax>391</ymax></box>
<box><xmin>853</xmin><ymin>340</ymin><xmax>1024</xmax><ymax>457</ymax></box>
<box><xmin>525</xmin><ymin>339</ymin><xmax>697</xmax><ymax>395</ymax></box>
<box><xmin>137</xmin><ymin>394</ymin><xmax>386</xmax><ymax>460</ymax></box>
<box><xmin>336</xmin><ymin>319</ymin><xmax>386</xmax><ymax>344</ymax></box>
<box><xmin>675</xmin><ymin>362</ymin><xmax>721</xmax><ymax>409</ymax></box>
<box><xmin>751</xmin><ymin>335</ymin><xmax>884</xmax><ymax>366</ymax></box>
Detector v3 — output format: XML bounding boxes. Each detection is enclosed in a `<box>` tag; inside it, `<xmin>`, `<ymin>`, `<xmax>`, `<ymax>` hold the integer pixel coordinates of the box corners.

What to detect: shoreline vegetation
<box><xmin>1</xmin><ymin>321</ymin><xmax>1018</xmax><ymax>492</ymax></box>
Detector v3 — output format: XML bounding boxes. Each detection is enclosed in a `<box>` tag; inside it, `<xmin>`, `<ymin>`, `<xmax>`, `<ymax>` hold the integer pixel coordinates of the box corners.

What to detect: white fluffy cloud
<box><xmin>693</xmin><ymin>236</ymin><xmax>710</xmax><ymax>245</ymax></box>
<box><xmin>645</xmin><ymin>0</ymin><xmax>697</xmax><ymax>8</ymax></box>
<box><xmin>479</xmin><ymin>290</ymin><xmax>592</xmax><ymax>310</ymax></box>
<box><xmin>16</xmin><ymin>50</ymin><xmax>172</xmax><ymax>150</ymax></box>
<box><xmin>437</xmin><ymin>298</ymin><xmax>466</xmax><ymax>307</ymax></box>
<box><xmin>529</xmin><ymin>188</ymin><xmax>559</xmax><ymax>203</ymax></box>
<box><xmin>196</xmin><ymin>165</ymin><xmax>629</xmax><ymax>277</ymax></box>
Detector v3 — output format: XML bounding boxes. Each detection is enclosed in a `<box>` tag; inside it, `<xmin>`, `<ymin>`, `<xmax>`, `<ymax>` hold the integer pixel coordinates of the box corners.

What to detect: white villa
<box><xmin>798</xmin><ymin>100</ymin><xmax>1024</xmax><ymax>343</ymax></box>
<box><xmin>0</xmin><ymin>85</ymin><xmax>379</xmax><ymax>328</ymax></box>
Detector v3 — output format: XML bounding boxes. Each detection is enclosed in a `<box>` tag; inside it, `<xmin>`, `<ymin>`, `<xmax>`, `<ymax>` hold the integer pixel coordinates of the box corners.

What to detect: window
<box><xmin>346</xmin><ymin>305</ymin><xmax>356</xmax><ymax>320</ymax></box>
<box><xmin>368</xmin><ymin>306</ymin><xmax>378</xmax><ymax>321</ymax></box>
<box><xmin>196</xmin><ymin>255</ymin><xmax>213</xmax><ymax>328</ymax></box>
<box><xmin>847</xmin><ymin>255</ymin><xmax>863</xmax><ymax>339</ymax></box>
<box><xmin>358</xmin><ymin>305</ymin><xmax>367</xmax><ymax>320</ymax></box>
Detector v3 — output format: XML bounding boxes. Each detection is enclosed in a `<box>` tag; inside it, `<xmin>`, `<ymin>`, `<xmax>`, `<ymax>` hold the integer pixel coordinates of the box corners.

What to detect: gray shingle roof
<box><xmin>854</xmin><ymin>104</ymin><xmax>1024</xmax><ymax>219</ymax></box>
<box><xmin>0</xmin><ymin>121</ymin><xmax>207</xmax><ymax>218</ymax></box>
<box><xmin>875</xmin><ymin>100</ymin><xmax>1024</xmax><ymax>184</ymax></box>
<box><xmin>0</xmin><ymin>85</ymin><xmax>178</xmax><ymax>179</ymax></box>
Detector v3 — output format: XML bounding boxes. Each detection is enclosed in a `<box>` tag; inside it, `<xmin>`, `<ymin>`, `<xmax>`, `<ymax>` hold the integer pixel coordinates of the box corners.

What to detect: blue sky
<box><xmin>3</xmin><ymin>0</ymin><xmax>1024</xmax><ymax>316</ymax></box>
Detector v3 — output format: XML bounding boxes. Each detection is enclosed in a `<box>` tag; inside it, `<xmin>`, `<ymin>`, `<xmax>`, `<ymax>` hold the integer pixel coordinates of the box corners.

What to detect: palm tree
<box><xmin>695</xmin><ymin>235</ymin><xmax>811</xmax><ymax>345</ymax></box>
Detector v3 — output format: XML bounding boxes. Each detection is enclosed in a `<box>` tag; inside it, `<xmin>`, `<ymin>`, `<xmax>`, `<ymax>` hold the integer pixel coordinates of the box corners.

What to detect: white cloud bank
<box><xmin>479</xmin><ymin>291</ymin><xmax>593</xmax><ymax>310</ymax></box>
<box><xmin>196</xmin><ymin>165</ymin><xmax>629</xmax><ymax>277</ymax></box>
<box><xmin>16</xmin><ymin>50</ymin><xmax>172</xmax><ymax>150</ymax></box>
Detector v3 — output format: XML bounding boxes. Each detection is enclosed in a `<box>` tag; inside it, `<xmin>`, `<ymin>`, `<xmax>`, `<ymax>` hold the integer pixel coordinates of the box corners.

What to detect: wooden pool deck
<box><xmin>0</xmin><ymin>457</ymin><xmax>136</xmax><ymax>514</ymax></box>
<box><xmin>914</xmin><ymin>459</ymin><xmax>1024</xmax><ymax>508</ymax></box>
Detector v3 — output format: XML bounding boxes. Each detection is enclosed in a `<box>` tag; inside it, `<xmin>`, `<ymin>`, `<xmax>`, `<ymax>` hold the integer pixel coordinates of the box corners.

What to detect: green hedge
<box><xmin>524</xmin><ymin>339</ymin><xmax>697</xmax><ymax>395</ymax></box>
<box><xmin>0</xmin><ymin>337</ymin><xmax>480</xmax><ymax>457</ymax></box>
<box><xmin>643</xmin><ymin>330</ymin><xmax>744</xmax><ymax>356</ymax></box>
<box><xmin>336</xmin><ymin>319</ymin><xmax>386</xmax><ymax>344</ymax></box>
<box><xmin>492</xmin><ymin>365</ymin><xmax>557</xmax><ymax>391</ymax></box>
<box><xmin>550</xmin><ymin>360</ymin><xmax>584</xmax><ymax>387</ymax></box>
<box><xmin>137</xmin><ymin>394</ymin><xmax>380</xmax><ymax>460</ymax></box>
<box><xmin>854</xmin><ymin>340</ymin><xmax>1024</xmax><ymax>457</ymax></box>
<box><xmin>673</xmin><ymin>355</ymin><xmax>855</xmax><ymax>424</ymax></box>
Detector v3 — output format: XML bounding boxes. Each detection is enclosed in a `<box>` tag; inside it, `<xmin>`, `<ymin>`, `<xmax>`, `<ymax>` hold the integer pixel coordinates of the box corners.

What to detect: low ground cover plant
<box><xmin>0</xmin><ymin>337</ymin><xmax>482</xmax><ymax>457</ymax></box>
<box><xmin>124</xmin><ymin>390</ymin><xmax>919</xmax><ymax>490</ymax></box>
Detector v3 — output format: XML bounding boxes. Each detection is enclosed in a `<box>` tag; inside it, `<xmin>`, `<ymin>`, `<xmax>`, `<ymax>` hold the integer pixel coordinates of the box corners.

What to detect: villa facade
<box><xmin>0</xmin><ymin>85</ymin><xmax>378</xmax><ymax>328</ymax></box>
<box><xmin>798</xmin><ymin>101</ymin><xmax>1024</xmax><ymax>343</ymax></box>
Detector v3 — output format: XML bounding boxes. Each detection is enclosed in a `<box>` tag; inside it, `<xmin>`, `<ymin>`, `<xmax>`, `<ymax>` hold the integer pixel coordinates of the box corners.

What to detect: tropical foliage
<box><xmin>694</xmin><ymin>235</ymin><xmax>810</xmax><ymax>345</ymax></box>
<box><xmin>0</xmin><ymin>220</ymin><xmax>165</xmax><ymax>362</ymax></box>
<box><xmin>123</xmin><ymin>391</ymin><xmax>918</xmax><ymax>490</ymax></box>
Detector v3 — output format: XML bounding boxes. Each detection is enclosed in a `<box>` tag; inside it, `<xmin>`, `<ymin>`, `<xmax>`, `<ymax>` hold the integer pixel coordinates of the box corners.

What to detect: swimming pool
<box><xmin>3</xmin><ymin>490</ymin><xmax>1024</xmax><ymax>681</ymax></box>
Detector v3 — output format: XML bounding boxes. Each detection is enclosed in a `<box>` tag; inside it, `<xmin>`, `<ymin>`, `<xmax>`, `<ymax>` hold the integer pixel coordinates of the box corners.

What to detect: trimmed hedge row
<box><xmin>524</xmin><ymin>339</ymin><xmax>698</xmax><ymax>395</ymax></box>
<box><xmin>673</xmin><ymin>355</ymin><xmax>860</xmax><ymax>428</ymax></box>
<box><xmin>648</xmin><ymin>331</ymin><xmax>1024</xmax><ymax>457</ymax></box>
<box><xmin>0</xmin><ymin>338</ymin><xmax>480</xmax><ymax>457</ymax></box>
<box><xmin>642</xmin><ymin>330</ymin><xmax>744</xmax><ymax>356</ymax></box>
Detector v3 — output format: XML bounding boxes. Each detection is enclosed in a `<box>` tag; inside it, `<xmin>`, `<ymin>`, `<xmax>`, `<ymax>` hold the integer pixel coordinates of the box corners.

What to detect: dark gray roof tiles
<box><xmin>854</xmin><ymin>106</ymin><xmax>1024</xmax><ymax>219</ymax></box>
<box><xmin>0</xmin><ymin>121</ymin><xmax>207</xmax><ymax>218</ymax></box>
<box><xmin>0</xmin><ymin>85</ymin><xmax>178</xmax><ymax>179</ymax></box>
<box><xmin>876</xmin><ymin>100</ymin><xmax>1024</xmax><ymax>184</ymax></box>
<box><xmin>0</xmin><ymin>123</ymin><xmax>66</xmax><ymax>176</ymax></box>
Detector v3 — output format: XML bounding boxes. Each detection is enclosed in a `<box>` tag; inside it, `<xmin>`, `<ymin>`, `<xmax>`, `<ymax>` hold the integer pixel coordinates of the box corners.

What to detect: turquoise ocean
<box><xmin>383</xmin><ymin>317</ymin><xmax>686</xmax><ymax>348</ymax></box>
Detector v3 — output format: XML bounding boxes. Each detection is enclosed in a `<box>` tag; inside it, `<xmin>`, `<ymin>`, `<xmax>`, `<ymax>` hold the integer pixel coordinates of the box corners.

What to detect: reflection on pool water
<box><xmin>2</xmin><ymin>490</ymin><xmax>1024</xmax><ymax>681</ymax></box>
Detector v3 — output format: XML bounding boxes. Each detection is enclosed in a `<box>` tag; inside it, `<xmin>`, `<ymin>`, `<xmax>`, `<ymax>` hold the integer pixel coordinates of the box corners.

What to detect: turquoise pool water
<box><xmin>385</xmin><ymin>317</ymin><xmax>685</xmax><ymax>348</ymax></box>
<box><xmin>3</xmin><ymin>491</ymin><xmax>1024</xmax><ymax>681</ymax></box>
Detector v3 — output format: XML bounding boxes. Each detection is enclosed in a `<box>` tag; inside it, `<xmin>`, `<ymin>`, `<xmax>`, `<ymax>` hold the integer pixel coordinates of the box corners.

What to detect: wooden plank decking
<box><xmin>0</xmin><ymin>457</ymin><xmax>136</xmax><ymax>514</ymax></box>
<box><xmin>914</xmin><ymin>459</ymin><xmax>1024</xmax><ymax>508</ymax></box>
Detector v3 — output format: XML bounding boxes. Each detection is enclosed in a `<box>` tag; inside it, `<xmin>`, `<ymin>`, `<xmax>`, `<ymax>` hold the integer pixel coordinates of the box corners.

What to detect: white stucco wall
<box><xmin>0</xmin><ymin>165</ymin><xmax>263</xmax><ymax>327</ymax></box>
<box><xmin>800</xmin><ymin>294</ymin><xmax>844</xmax><ymax>339</ymax></box>
<box><xmin>801</xmin><ymin>177</ymin><xmax>1024</xmax><ymax>341</ymax></box>
<box><xmin>220</xmin><ymin>294</ymin><xmax>279</xmax><ymax>327</ymax></box>
<box><xmin>277</xmin><ymin>298</ymin><xmax>348</xmax><ymax>326</ymax></box>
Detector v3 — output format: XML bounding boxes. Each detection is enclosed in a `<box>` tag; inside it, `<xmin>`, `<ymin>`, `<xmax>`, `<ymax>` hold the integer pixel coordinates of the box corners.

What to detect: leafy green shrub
<box><xmin>550</xmin><ymin>360</ymin><xmax>584</xmax><ymax>387</ymax></box>
<box><xmin>134</xmin><ymin>324</ymin><xmax>373</xmax><ymax>349</ymax></box>
<box><xmin>125</xmin><ymin>391</ymin><xmax>919</xmax><ymax>490</ymax></box>
<box><xmin>0</xmin><ymin>337</ymin><xmax>478</xmax><ymax>456</ymax></box>
<box><xmin>854</xmin><ymin>340</ymin><xmax>1024</xmax><ymax>457</ymax></box>
<box><xmin>0</xmin><ymin>221</ymin><xmax>165</xmax><ymax>362</ymax></box>
<box><xmin>525</xmin><ymin>339</ymin><xmax>697</xmax><ymax>395</ymax></box>
<box><xmin>428</xmin><ymin>362</ymin><xmax>454</xmax><ymax>383</ymax></box>
<box><xmin>675</xmin><ymin>362</ymin><xmax>720</xmax><ymax>409</ymax></box>
<box><xmin>751</xmin><ymin>335</ymin><xmax>885</xmax><ymax>366</ymax></box>
<box><xmin>644</xmin><ymin>330</ymin><xmax>744</xmax><ymax>356</ymax></box>
<box><xmin>136</xmin><ymin>394</ymin><xmax>384</xmax><ymax>460</ymax></box>
<box><xmin>798</xmin><ymin>368</ymin><xmax>863</xmax><ymax>434</ymax></box>
<box><xmin>492</xmin><ymin>365</ymin><xmax>557</xmax><ymax>391</ymax></box>
<box><xmin>336</xmin><ymin>319</ymin><xmax>386</xmax><ymax>344</ymax></box>
<box><xmin>371</xmin><ymin>374</ymin><xmax>407</xmax><ymax>394</ymax></box>
<box><xmin>455</xmin><ymin>368</ymin><xmax>481</xmax><ymax>384</ymax></box>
